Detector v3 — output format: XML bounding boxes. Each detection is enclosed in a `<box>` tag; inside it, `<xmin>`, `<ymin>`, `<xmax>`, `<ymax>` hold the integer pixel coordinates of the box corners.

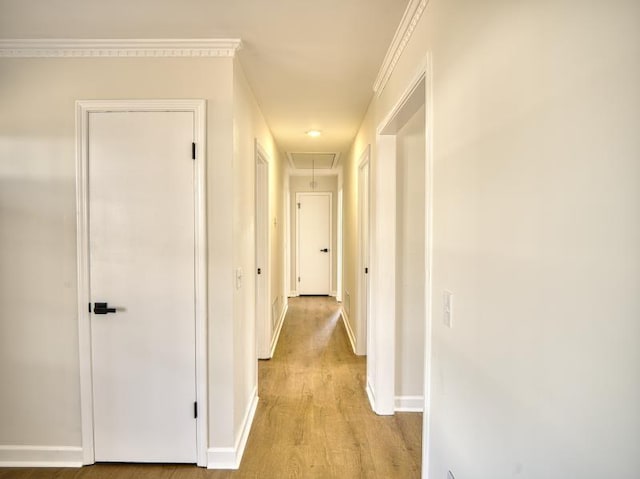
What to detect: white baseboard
<box><xmin>207</xmin><ymin>387</ymin><xmax>259</xmax><ymax>469</ymax></box>
<box><xmin>330</xmin><ymin>291</ymin><xmax>337</xmax><ymax>297</ymax></box>
<box><xmin>269</xmin><ymin>303</ymin><xmax>288</xmax><ymax>357</ymax></box>
<box><xmin>395</xmin><ymin>395</ymin><xmax>424</xmax><ymax>412</ymax></box>
<box><xmin>289</xmin><ymin>290</ymin><xmax>298</xmax><ymax>297</ymax></box>
<box><xmin>0</xmin><ymin>445</ymin><xmax>83</xmax><ymax>468</ymax></box>
<box><xmin>340</xmin><ymin>308</ymin><xmax>357</xmax><ymax>354</ymax></box>
<box><xmin>365</xmin><ymin>380</ymin><xmax>377</xmax><ymax>413</ymax></box>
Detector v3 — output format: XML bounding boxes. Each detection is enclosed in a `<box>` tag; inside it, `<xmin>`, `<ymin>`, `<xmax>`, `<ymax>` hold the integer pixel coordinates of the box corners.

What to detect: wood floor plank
<box><xmin>0</xmin><ymin>296</ymin><xmax>422</xmax><ymax>478</ymax></box>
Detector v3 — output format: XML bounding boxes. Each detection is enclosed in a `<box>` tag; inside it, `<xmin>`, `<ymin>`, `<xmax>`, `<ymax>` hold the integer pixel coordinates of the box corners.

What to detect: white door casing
<box><xmin>336</xmin><ymin>188</ymin><xmax>343</xmax><ymax>303</ymax></box>
<box><xmin>296</xmin><ymin>192</ymin><xmax>332</xmax><ymax>295</ymax></box>
<box><xmin>368</xmin><ymin>67</ymin><xmax>428</xmax><ymax>421</ymax></box>
<box><xmin>75</xmin><ymin>100</ymin><xmax>208</xmax><ymax>466</ymax></box>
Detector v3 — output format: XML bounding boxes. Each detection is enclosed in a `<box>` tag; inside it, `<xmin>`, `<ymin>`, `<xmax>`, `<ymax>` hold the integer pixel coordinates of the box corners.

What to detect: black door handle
<box><xmin>94</xmin><ymin>302</ymin><xmax>117</xmax><ymax>314</ymax></box>
<box><xmin>320</xmin><ymin>248</ymin><xmax>329</xmax><ymax>253</ymax></box>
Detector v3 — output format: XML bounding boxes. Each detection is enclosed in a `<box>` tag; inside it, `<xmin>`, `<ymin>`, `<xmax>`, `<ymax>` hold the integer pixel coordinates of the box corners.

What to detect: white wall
<box><xmin>0</xmin><ymin>57</ymin><xmax>233</xmax><ymax>451</ymax></box>
<box><xmin>0</xmin><ymin>54</ymin><xmax>278</xmax><ymax>466</ymax></box>
<box><xmin>345</xmin><ymin>0</ymin><xmax>640</xmax><ymax>477</ymax></box>
<box><xmin>396</xmin><ymin>104</ymin><xmax>426</xmax><ymax>401</ymax></box>
<box><xmin>342</xmin><ymin>105</ymin><xmax>376</xmax><ymax>352</ymax></box>
<box><xmin>232</xmin><ymin>58</ymin><xmax>287</xmax><ymax>437</ymax></box>
<box><xmin>289</xmin><ymin>175</ymin><xmax>338</xmax><ymax>295</ymax></box>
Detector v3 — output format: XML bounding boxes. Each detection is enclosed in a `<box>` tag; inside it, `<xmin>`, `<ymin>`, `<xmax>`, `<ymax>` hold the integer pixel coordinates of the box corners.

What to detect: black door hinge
<box><xmin>257</xmin><ymin>268</ymin><xmax>261</xmax><ymax>275</ymax></box>
<box><xmin>192</xmin><ymin>142</ymin><xmax>196</xmax><ymax>160</ymax></box>
<box><xmin>88</xmin><ymin>302</ymin><xmax>91</xmax><ymax>313</ymax></box>
<box><xmin>194</xmin><ymin>401</ymin><xmax>198</xmax><ymax>419</ymax></box>
<box><xmin>298</xmin><ymin>276</ymin><xmax>301</xmax><ymax>282</ymax></box>
<box><xmin>365</xmin><ymin>267</ymin><xmax>369</xmax><ymax>274</ymax></box>
<box><xmin>297</xmin><ymin>203</ymin><xmax>300</xmax><ymax>209</ymax></box>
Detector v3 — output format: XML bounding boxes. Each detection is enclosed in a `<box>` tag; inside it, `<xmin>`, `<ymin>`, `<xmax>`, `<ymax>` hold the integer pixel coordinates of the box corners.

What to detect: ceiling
<box><xmin>0</xmin><ymin>0</ymin><xmax>409</xmax><ymax>167</ymax></box>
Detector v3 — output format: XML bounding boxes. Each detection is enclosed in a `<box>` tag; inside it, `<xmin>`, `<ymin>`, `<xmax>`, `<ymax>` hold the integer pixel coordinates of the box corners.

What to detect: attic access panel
<box><xmin>287</xmin><ymin>152</ymin><xmax>338</xmax><ymax>170</ymax></box>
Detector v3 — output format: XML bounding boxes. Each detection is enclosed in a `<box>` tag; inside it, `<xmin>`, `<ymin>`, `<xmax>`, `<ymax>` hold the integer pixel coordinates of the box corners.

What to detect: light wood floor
<box><xmin>1</xmin><ymin>296</ymin><xmax>422</xmax><ymax>478</ymax></box>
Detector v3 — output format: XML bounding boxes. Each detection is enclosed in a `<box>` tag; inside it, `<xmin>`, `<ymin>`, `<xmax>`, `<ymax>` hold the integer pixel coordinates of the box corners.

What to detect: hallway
<box><xmin>242</xmin><ymin>296</ymin><xmax>422</xmax><ymax>478</ymax></box>
<box><xmin>0</xmin><ymin>297</ymin><xmax>421</xmax><ymax>479</ymax></box>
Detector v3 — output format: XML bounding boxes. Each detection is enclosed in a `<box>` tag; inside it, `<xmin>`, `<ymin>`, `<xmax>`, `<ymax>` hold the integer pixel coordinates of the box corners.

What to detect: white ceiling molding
<box><xmin>373</xmin><ymin>0</ymin><xmax>428</xmax><ymax>96</ymax></box>
<box><xmin>0</xmin><ymin>38</ymin><xmax>242</xmax><ymax>58</ymax></box>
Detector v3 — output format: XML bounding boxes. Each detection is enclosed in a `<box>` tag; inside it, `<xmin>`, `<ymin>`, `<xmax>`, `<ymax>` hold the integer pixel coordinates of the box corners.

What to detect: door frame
<box><xmin>357</xmin><ymin>146</ymin><xmax>371</xmax><ymax>358</ymax></box>
<box><xmin>255</xmin><ymin>139</ymin><xmax>271</xmax><ymax>359</ymax></box>
<box><xmin>295</xmin><ymin>191</ymin><xmax>333</xmax><ymax>295</ymax></box>
<box><xmin>75</xmin><ymin>100</ymin><xmax>208</xmax><ymax>467</ymax></box>
<box><xmin>375</xmin><ymin>58</ymin><xmax>434</xmax><ymax>473</ymax></box>
<box><xmin>336</xmin><ymin>186</ymin><xmax>343</xmax><ymax>302</ymax></box>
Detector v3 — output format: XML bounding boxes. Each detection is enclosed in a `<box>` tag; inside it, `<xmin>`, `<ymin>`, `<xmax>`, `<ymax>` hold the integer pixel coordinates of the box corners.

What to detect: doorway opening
<box><xmin>368</xmin><ymin>68</ymin><xmax>430</xmax><ymax>420</ymax></box>
<box><xmin>296</xmin><ymin>192</ymin><xmax>332</xmax><ymax>295</ymax></box>
<box><xmin>288</xmin><ymin>174</ymin><xmax>339</xmax><ymax>298</ymax></box>
<box><xmin>375</xmin><ymin>64</ymin><xmax>433</xmax><ymax>475</ymax></box>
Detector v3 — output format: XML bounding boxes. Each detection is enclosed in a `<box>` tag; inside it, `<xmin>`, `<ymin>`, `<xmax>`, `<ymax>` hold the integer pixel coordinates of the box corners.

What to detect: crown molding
<box><xmin>373</xmin><ymin>0</ymin><xmax>428</xmax><ymax>96</ymax></box>
<box><xmin>0</xmin><ymin>38</ymin><xmax>242</xmax><ymax>58</ymax></box>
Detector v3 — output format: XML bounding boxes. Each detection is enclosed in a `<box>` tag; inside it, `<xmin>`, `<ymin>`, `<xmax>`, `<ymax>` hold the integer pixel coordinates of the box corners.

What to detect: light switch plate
<box><xmin>443</xmin><ymin>290</ymin><xmax>453</xmax><ymax>328</ymax></box>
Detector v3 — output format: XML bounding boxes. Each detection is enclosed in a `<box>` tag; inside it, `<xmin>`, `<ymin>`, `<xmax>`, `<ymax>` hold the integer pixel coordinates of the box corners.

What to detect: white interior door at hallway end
<box><xmin>88</xmin><ymin>111</ymin><xmax>197</xmax><ymax>463</ymax></box>
<box><xmin>297</xmin><ymin>193</ymin><xmax>331</xmax><ymax>295</ymax></box>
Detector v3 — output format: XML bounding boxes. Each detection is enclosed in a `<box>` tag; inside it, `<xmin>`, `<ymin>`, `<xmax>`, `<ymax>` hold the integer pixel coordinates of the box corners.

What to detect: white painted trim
<box><xmin>285</xmin><ymin>188</ymin><xmax>291</xmax><ymax>302</ymax></box>
<box><xmin>269</xmin><ymin>303</ymin><xmax>288</xmax><ymax>357</ymax></box>
<box><xmin>75</xmin><ymin>99</ymin><xmax>208</xmax><ymax>467</ymax></box>
<box><xmin>0</xmin><ymin>446</ymin><xmax>83</xmax><ymax>468</ymax></box>
<box><xmin>336</xmin><ymin>188</ymin><xmax>343</xmax><ymax>303</ymax></box>
<box><xmin>75</xmin><ymin>100</ymin><xmax>93</xmax><ymax>465</ymax></box>
<box><xmin>378</xmin><ymin>67</ymin><xmax>427</xmax><ymax>136</ymax></box>
<box><xmin>193</xmin><ymin>100</ymin><xmax>210</xmax><ymax>468</ymax></box>
<box><xmin>289</xmin><ymin>290</ymin><xmax>299</xmax><ymax>297</ymax></box>
<box><xmin>340</xmin><ymin>308</ymin><xmax>357</xmax><ymax>355</ymax></box>
<box><xmin>0</xmin><ymin>38</ymin><xmax>241</xmax><ymax>57</ymax></box>
<box><xmin>373</xmin><ymin>0</ymin><xmax>428</xmax><ymax>95</ymax></box>
<box><xmin>207</xmin><ymin>388</ymin><xmax>259</xmax><ymax>469</ymax></box>
<box><xmin>370</xmin><ymin>133</ymin><xmax>396</xmax><ymax>416</ymax></box>
<box><xmin>395</xmin><ymin>396</ymin><xmax>425</xmax><ymax>412</ymax></box>
<box><xmin>330</xmin><ymin>291</ymin><xmax>337</xmax><ymax>297</ymax></box>
<box><xmin>295</xmin><ymin>191</ymin><xmax>333</xmax><ymax>295</ymax></box>
<box><xmin>366</xmin><ymin>380</ymin><xmax>377</xmax><ymax>413</ymax></box>
<box><xmin>422</xmin><ymin>54</ymin><xmax>435</xmax><ymax>479</ymax></box>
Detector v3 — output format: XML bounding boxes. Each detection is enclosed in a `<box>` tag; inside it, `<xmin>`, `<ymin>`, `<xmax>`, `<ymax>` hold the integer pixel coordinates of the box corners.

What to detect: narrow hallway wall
<box><xmin>232</xmin><ymin>58</ymin><xmax>287</xmax><ymax>451</ymax></box>
<box><xmin>345</xmin><ymin>0</ymin><xmax>640</xmax><ymax>477</ymax></box>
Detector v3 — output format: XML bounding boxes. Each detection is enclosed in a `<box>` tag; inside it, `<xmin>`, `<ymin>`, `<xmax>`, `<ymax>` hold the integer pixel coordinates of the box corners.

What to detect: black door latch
<box><xmin>94</xmin><ymin>302</ymin><xmax>117</xmax><ymax>314</ymax></box>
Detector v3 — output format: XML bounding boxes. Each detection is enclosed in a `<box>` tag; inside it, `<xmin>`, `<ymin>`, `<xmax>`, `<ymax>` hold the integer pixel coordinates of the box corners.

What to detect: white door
<box><xmin>297</xmin><ymin>193</ymin><xmax>331</xmax><ymax>295</ymax></box>
<box><xmin>255</xmin><ymin>150</ymin><xmax>270</xmax><ymax>359</ymax></box>
<box><xmin>88</xmin><ymin>111</ymin><xmax>197</xmax><ymax>462</ymax></box>
<box><xmin>358</xmin><ymin>155</ymin><xmax>370</xmax><ymax>356</ymax></box>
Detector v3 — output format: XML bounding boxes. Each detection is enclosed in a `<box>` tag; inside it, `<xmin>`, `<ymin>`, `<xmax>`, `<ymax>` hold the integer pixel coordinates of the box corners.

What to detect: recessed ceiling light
<box><xmin>306</xmin><ymin>130</ymin><xmax>322</xmax><ymax>137</ymax></box>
